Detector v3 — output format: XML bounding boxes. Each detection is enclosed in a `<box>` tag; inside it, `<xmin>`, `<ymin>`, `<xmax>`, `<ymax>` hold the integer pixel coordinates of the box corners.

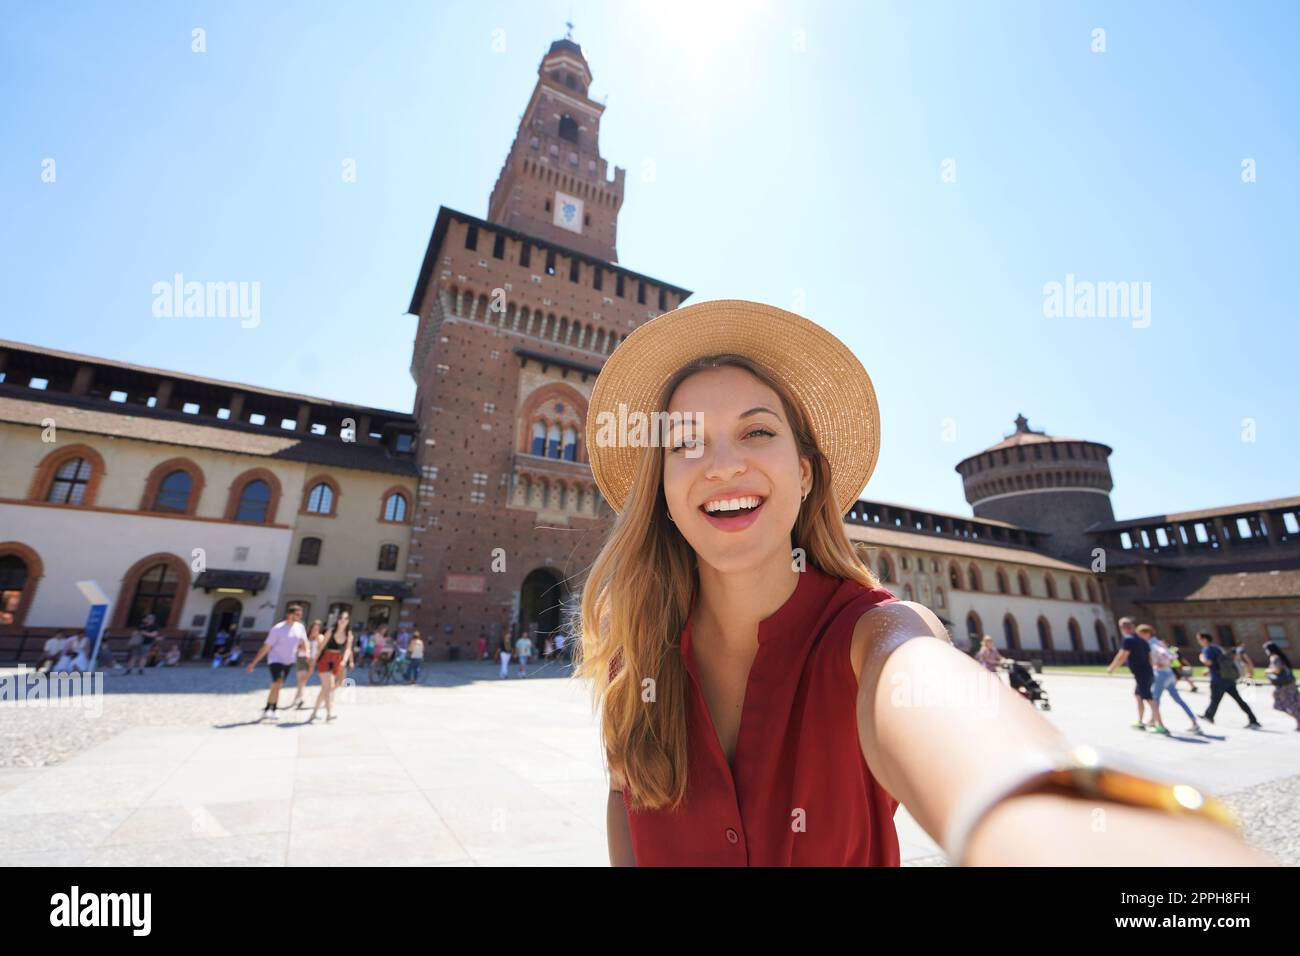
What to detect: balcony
<box><xmin>511</xmin><ymin>450</ymin><xmax>593</xmax><ymax>481</ymax></box>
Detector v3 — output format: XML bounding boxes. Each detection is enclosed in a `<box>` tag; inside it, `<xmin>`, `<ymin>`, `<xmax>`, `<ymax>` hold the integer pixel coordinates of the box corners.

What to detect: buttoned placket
<box><xmin>680</xmin><ymin>615</ymin><xmax>751</xmax><ymax>864</ymax></box>
<box><xmin>679</xmin><ymin>567</ymin><xmax>825</xmax><ymax>865</ymax></box>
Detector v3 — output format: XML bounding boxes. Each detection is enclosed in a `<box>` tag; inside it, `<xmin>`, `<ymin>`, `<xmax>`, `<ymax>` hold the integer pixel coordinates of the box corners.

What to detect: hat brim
<box><xmin>584</xmin><ymin>299</ymin><xmax>881</xmax><ymax>516</ymax></box>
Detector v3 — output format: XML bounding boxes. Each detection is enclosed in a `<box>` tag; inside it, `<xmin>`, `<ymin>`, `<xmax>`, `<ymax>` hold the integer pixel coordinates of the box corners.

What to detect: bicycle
<box><xmin>368</xmin><ymin>648</ymin><xmax>408</xmax><ymax>685</ymax></box>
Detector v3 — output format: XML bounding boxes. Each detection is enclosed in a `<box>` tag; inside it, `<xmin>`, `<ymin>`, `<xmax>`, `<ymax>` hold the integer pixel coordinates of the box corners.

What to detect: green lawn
<box><xmin>1042</xmin><ymin>665</ymin><xmax>1223</xmax><ymax>679</ymax></box>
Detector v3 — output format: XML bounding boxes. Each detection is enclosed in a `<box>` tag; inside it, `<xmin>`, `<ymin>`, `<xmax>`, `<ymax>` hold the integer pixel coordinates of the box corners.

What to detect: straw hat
<box><xmin>584</xmin><ymin>299</ymin><xmax>881</xmax><ymax>516</ymax></box>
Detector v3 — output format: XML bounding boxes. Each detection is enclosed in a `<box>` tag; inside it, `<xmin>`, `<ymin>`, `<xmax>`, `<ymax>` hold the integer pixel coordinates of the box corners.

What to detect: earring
<box><xmin>801</xmin><ymin>489</ymin><xmax>809</xmax><ymax>502</ymax></box>
<box><xmin>666</xmin><ymin>510</ymin><xmax>676</xmax><ymax>523</ymax></box>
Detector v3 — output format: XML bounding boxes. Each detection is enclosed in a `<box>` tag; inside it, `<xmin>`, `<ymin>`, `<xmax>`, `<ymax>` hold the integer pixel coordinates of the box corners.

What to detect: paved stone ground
<box><xmin>0</xmin><ymin>662</ymin><xmax>1296</xmax><ymax>865</ymax></box>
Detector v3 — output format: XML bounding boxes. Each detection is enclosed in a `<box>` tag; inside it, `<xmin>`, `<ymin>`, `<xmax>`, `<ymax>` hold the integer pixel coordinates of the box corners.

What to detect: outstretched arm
<box><xmin>850</xmin><ymin>601</ymin><xmax>1269</xmax><ymax>866</ymax></box>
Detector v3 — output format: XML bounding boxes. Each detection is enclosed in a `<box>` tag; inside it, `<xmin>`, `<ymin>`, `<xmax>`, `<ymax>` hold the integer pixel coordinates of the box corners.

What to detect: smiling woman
<box><xmin>574</xmin><ymin>299</ymin><xmax>1264</xmax><ymax>868</ymax></box>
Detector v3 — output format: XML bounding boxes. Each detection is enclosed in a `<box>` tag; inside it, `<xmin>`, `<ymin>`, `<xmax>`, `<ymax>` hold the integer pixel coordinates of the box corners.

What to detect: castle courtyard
<box><xmin>1</xmin><ymin>662</ymin><xmax>1296</xmax><ymax>866</ymax></box>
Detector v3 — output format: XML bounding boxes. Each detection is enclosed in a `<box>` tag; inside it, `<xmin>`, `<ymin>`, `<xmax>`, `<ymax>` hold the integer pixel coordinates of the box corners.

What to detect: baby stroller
<box><xmin>1008</xmin><ymin>660</ymin><xmax>1051</xmax><ymax>710</ymax></box>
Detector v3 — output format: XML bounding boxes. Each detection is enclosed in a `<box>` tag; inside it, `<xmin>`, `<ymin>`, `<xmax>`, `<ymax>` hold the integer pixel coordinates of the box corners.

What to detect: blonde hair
<box><xmin>574</xmin><ymin>354</ymin><xmax>879</xmax><ymax>811</ymax></box>
<box><xmin>981</xmin><ymin>634</ymin><xmax>995</xmax><ymax>648</ymax></box>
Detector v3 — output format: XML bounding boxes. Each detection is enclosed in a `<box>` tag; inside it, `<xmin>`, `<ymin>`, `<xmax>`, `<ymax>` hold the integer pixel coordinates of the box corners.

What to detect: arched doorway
<box><xmin>518</xmin><ymin>568</ymin><xmax>566</xmax><ymax>648</ymax></box>
<box><xmin>0</xmin><ymin>553</ymin><xmax>31</xmax><ymax>626</ymax></box>
<box><xmin>1037</xmin><ymin>616</ymin><xmax>1054</xmax><ymax>652</ymax></box>
<box><xmin>1068</xmin><ymin>618</ymin><xmax>1084</xmax><ymax>652</ymax></box>
<box><xmin>203</xmin><ymin>597</ymin><xmax>243</xmax><ymax>657</ymax></box>
<box><xmin>1002</xmin><ymin>614</ymin><xmax>1021</xmax><ymax>652</ymax></box>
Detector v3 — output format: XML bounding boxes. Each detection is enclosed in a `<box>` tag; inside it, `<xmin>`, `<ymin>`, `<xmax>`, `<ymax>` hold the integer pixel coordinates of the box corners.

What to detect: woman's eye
<box><xmin>670</xmin><ymin>437</ymin><xmax>701</xmax><ymax>454</ymax></box>
<box><xmin>744</xmin><ymin>427</ymin><xmax>775</xmax><ymax>440</ymax></box>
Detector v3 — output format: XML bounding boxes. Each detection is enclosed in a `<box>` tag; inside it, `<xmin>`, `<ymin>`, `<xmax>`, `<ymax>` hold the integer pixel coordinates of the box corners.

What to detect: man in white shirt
<box><xmin>247</xmin><ymin>604</ymin><xmax>308</xmax><ymax>721</ymax></box>
<box><xmin>515</xmin><ymin>633</ymin><xmax>534</xmax><ymax>677</ymax></box>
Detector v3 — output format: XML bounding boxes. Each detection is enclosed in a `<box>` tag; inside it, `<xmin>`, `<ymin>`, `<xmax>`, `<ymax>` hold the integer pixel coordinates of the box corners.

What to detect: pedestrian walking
<box><xmin>1197</xmin><ymin>632</ymin><xmax>1261</xmax><ymax>728</ymax></box>
<box><xmin>1106</xmin><ymin>618</ymin><xmax>1163</xmax><ymax>731</ymax></box>
<box><xmin>1263</xmin><ymin>641</ymin><xmax>1300</xmax><ymax>731</ymax></box>
<box><xmin>310</xmin><ymin>611</ymin><xmax>354</xmax><ymax>722</ymax></box>
<box><xmin>498</xmin><ymin>642</ymin><xmax>511</xmax><ymax>679</ymax></box>
<box><xmin>1233</xmin><ymin>645</ymin><xmax>1256</xmax><ymax>685</ymax></box>
<box><xmin>246</xmin><ymin>604</ymin><xmax>309</xmax><ymax>721</ymax></box>
<box><xmin>515</xmin><ymin>632</ymin><xmax>533</xmax><ymax>677</ymax></box>
<box><xmin>976</xmin><ymin>634</ymin><xmax>1003</xmax><ymax>674</ymax></box>
<box><xmin>478</xmin><ymin>634</ymin><xmax>488</xmax><ymax>661</ymax></box>
<box><xmin>1170</xmin><ymin>644</ymin><xmax>1198</xmax><ymax>693</ymax></box>
<box><xmin>287</xmin><ymin>619</ymin><xmax>323</xmax><ymax>709</ymax></box>
<box><xmin>1149</xmin><ymin>632</ymin><xmax>1201</xmax><ymax>734</ymax></box>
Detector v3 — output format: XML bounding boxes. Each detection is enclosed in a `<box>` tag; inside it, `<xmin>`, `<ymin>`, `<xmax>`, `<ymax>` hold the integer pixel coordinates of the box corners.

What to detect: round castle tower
<box><xmin>955</xmin><ymin>415</ymin><xmax>1116</xmax><ymax>562</ymax></box>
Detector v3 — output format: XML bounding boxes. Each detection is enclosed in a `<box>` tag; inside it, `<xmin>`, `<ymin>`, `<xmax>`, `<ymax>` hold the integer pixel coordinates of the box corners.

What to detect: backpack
<box><xmin>1215</xmin><ymin>651</ymin><xmax>1240</xmax><ymax>682</ymax></box>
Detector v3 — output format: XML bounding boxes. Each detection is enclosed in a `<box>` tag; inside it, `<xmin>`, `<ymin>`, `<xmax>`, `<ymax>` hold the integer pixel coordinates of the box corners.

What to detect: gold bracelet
<box><xmin>943</xmin><ymin>744</ymin><xmax>1239</xmax><ymax>866</ymax></box>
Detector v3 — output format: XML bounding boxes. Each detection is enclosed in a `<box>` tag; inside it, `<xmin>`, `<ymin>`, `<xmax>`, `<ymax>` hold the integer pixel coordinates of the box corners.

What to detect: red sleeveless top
<box><xmin>622</xmin><ymin>564</ymin><xmax>901</xmax><ymax>866</ymax></box>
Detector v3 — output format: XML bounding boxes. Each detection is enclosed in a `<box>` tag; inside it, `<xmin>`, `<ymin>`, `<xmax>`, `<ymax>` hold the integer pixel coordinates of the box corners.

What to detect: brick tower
<box><xmin>955</xmin><ymin>414</ymin><xmax>1116</xmax><ymax>563</ymax></box>
<box><xmin>404</xmin><ymin>36</ymin><xmax>691</xmax><ymax>659</ymax></box>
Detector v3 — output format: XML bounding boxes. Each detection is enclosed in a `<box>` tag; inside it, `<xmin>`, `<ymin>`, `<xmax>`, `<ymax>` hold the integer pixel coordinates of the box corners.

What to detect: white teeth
<box><xmin>703</xmin><ymin>496</ymin><xmax>762</xmax><ymax>514</ymax></box>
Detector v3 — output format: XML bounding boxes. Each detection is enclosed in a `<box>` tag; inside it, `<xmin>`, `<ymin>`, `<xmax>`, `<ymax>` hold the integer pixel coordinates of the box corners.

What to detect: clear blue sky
<box><xmin>2</xmin><ymin>0</ymin><xmax>1296</xmax><ymax>521</ymax></box>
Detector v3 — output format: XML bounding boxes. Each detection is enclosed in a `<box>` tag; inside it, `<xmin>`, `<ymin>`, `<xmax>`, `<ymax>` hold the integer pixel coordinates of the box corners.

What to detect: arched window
<box><xmin>935</xmin><ymin>587</ymin><xmax>945</xmax><ymax>608</ymax></box>
<box><xmin>558</xmin><ymin>114</ymin><xmax>578</xmax><ymax>143</ymax></box>
<box><xmin>383</xmin><ymin>492</ymin><xmax>408</xmax><ymax>523</ymax></box>
<box><xmin>562</xmin><ymin>427</ymin><xmax>577</xmax><ymax>462</ymax></box>
<box><xmin>127</xmin><ymin>563</ymin><xmax>180</xmax><ymax>628</ymax></box>
<box><xmin>234</xmin><ymin>480</ymin><xmax>272</xmax><ymax>523</ymax></box>
<box><xmin>903</xmin><ymin>583</ymin><xmax>914</xmax><ymax>601</ymax></box>
<box><xmin>948</xmin><ymin>563</ymin><xmax>961</xmax><ymax>590</ymax></box>
<box><xmin>47</xmin><ymin>457</ymin><xmax>93</xmax><ymax>505</ymax></box>
<box><xmin>152</xmin><ymin>470</ymin><xmax>193</xmax><ymax>513</ymax></box>
<box><xmin>1044</xmin><ymin>573</ymin><xmax>1057</xmax><ymax>599</ymax></box>
<box><xmin>1003</xmin><ymin>614</ymin><xmax>1021</xmax><ymax>650</ymax></box>
<box><xmin>1037</xmin><ymin>616</ymin><xmax>1054</xmax><ymax>650</ymax></box>
<box><xmin>1087</xmin><ymin>580</ymin><xmax>1098</xmax><ymax>603</ymax></box>
<box><xmin>1094</xmin><ymin>620</ymin><xmax>1109</xmax><ymax>650</ymax></box>
<box><xmin>531</xmin><ymin>422</ymin><xmax>546</xmax><ymax>456</ymax></box>
<box><xmin>378</xmin><ymin>544</ymin><xmax>399</xmax><ymax>571</ymax></box>
<box><xmin>546</xmin><ymin>423</ymin><xmax>562</xmax><ymax>458</ymax></box>
<box><xmin>996</xmin><ymin>568</ymin><xmax>1009</xmax><ymax>593</ymax></box>
<box><xmin>1068</xmin><ymin>618</ymin><xmax>1083</xmax><ymax>651</ymax></box>
<box><xmin>306</xmin><ymin>482</ymin><xmax>334</xmax><ymax>515</ymax></box>
<box><xmin>878</xmin><ymin>553</ymin><xmax>893</xmax><ymax>583</ymax></box>
<box><xmin>966</xmin><ymin>612</ymin><xmax>982</xmax><ymax>644</ymax></box>
<box><xmin>967</xmin><ymin>564</ymin><xmax>982</xmax><ymax>591</ymax></box>
<box><xmin>1017</xmin><ymin>571</ymin><xmax>1030</xmax><ymax>595</ymax></box>
<box><xmin>297</xmin><ymin>537</ymin><xmax>321</xmax><ymax>566</ymax></box>
<box><xmin>1069</xmin><ymin>578</ymin><xmax>1081</xmax><ymax>601</ymax></box>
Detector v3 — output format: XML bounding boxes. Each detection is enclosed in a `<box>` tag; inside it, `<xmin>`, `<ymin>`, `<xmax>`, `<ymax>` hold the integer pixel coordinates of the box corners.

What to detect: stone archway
<box><xmin>518</xmin><ymin>567</ymin><xmax>567</xmax><ymax>650</ymax></box>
